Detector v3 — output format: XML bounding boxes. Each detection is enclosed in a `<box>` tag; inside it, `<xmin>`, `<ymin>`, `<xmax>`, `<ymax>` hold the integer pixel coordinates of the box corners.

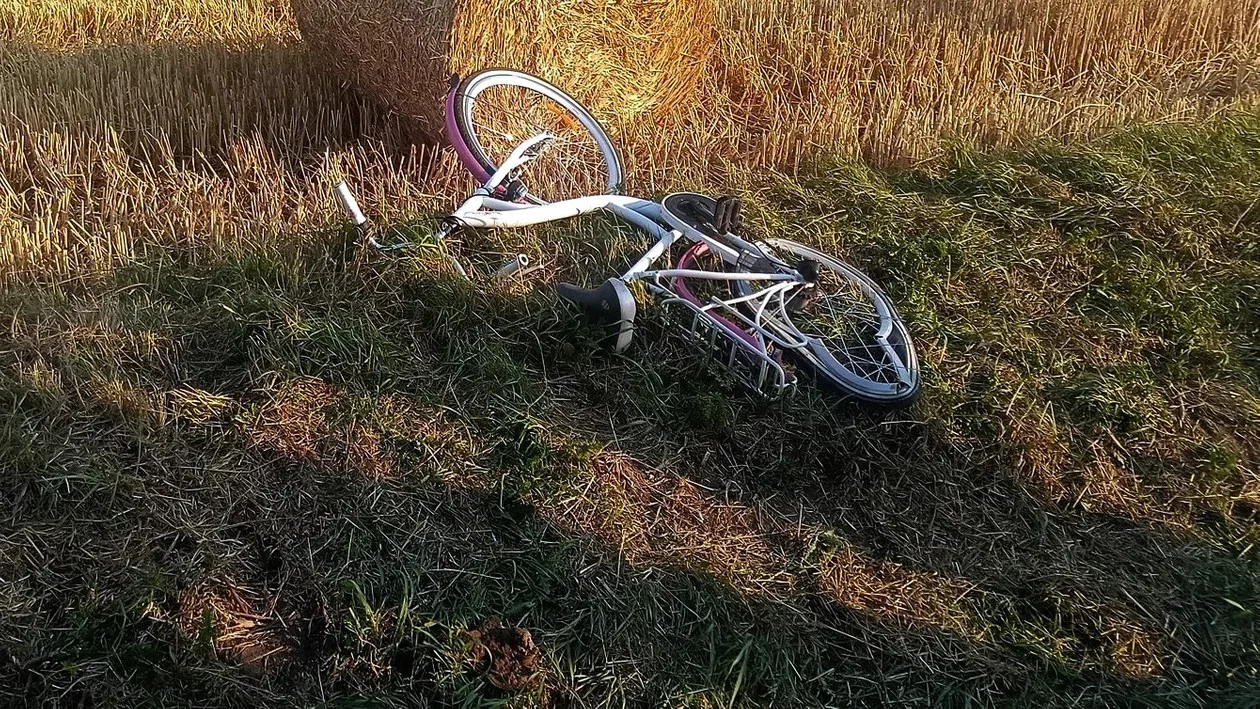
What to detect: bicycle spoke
<box><xmin>784</xmin><ymin>268</ymin><xmax>907</xmax><ymax>385</ymax></box>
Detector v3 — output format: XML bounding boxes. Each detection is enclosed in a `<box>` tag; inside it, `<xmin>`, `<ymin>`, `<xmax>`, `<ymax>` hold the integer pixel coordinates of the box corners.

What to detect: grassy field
<box><xmin>2</xmin><ymin>0</ymin><xmax>1260</xmax><ymax>707</ymax></box>
<box><xmin>3</xmin><ymin>0</ymin><xmax>1259</xmax><ymax>278</ymax></box>
<box><xmin>3</xmin><ymin>113</ymin><xmax>1259</xmax><ymax>707</ymax></box>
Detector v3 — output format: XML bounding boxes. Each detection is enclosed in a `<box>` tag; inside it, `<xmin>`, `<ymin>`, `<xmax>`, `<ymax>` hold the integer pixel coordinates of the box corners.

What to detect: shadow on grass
<box><xmin>1</xmin><ymin>222</ymin><xmax>1257</xmax><ymax>706</ymax></box>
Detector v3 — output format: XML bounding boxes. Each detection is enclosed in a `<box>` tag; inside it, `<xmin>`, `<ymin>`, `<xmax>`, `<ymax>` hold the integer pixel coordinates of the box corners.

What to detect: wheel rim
<box><xmin>455</xmin><ymin>71</ymin><xmax>622</xmax><ymax>204</ymax></box>
<box><xmin>741</xmin><ymin>240</ymin><xmax>919</xmax><ymax>401</ymax></box>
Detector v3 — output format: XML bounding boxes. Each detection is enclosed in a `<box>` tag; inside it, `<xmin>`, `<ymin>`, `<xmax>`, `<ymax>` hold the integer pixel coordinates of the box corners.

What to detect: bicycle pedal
<box><xmin>714</xmin><ymin>195</ymin><xmax>743</xmax><ymax>234</ymax></box>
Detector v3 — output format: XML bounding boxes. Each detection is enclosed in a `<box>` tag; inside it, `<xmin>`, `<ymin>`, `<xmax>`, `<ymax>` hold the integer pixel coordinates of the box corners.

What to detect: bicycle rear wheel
<box><xmin>447</xmin><ymin>68</ymin><xmax>623</xmax><ymax>204</ymax></box>
<box><xmin>733</xmin><ymin>239</ymin><xmax>921</xmax><ymax>407</ymax></box>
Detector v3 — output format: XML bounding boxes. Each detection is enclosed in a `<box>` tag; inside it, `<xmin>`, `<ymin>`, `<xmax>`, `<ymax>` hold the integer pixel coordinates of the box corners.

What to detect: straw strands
<box><xmin>1</xmin><ymin>0</ymin><xmax>1258</xmax><ymax>277</ymax></box>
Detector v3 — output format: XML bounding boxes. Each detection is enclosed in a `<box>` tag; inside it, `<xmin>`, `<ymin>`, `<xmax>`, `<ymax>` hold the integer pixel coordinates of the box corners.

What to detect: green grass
<box><xmin>2</xmin><ymin>114</ymin><xmax>1259</xmax><ymax>707</ymax></box>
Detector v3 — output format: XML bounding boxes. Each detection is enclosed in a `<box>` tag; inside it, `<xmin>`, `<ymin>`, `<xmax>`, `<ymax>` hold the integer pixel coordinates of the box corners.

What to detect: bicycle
<box><xmin>334</xmin><ymin>68</ymin><xmax>921</xmax><ymax>407</ymax></box>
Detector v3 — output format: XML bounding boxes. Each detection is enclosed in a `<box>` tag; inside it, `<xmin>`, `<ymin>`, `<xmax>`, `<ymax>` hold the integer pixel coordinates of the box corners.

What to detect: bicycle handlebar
<box><xmin>335</xmin><ymin>181</ymin><xmax>368</xmax><ymax>226</ymax></box>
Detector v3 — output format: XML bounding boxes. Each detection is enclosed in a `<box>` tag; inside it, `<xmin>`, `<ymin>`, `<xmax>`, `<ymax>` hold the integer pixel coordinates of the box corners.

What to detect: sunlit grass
<box><xmin>2</xmin><ymin>114</ymin><xmax>1257</xmax><ymax>706</ymax></box>
<box><xmin>1</xmin><ymin>0</ymin><xmax>1258</xmax><ymax>705</ymax></box>
<box><xmin>2</xmin><ymin>0</ymin><xmax>1259</xmax><ymax>278</ymax></box>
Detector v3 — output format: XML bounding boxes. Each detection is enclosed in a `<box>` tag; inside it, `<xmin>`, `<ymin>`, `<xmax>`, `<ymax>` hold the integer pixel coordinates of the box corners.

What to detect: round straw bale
<box><xmin>291</xmin><ymin>0</ymin><xmax>715</xmax><ymax>142</ymax></box>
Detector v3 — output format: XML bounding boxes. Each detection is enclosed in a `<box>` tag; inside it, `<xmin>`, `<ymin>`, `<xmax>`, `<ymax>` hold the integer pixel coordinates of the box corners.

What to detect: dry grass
<box><xmin>0</xmin><ymin>0</ymin><xmax>293</xmax><ymax>49</ymax></box>
<box><xmin>0</xmin><ymin>0</ymin><xmax>450</xmax><ymax>278</ymax></box>
<box><xmin>291</xmin><ymin>0</ymin><xmax>716</xmax><ymax>136</ymax></box>
<box><xmin>698</xmin><ymin>0</ymin><xmax>1260</xmax><ymax>166</ymax></box>
<box><xmin>0</xmin><ymin>1</ymin><xmax>1258</xmax><ymax>706</ymax></box>
<box><xmin>2</xmin><ymin>0</ymin><xmax>1259</xmax><ymax>278</ymax></box>
<box><xmin>293</xmin><ymin>0</ymin><xmax>1260</xmax><ymax>168</ymax></box>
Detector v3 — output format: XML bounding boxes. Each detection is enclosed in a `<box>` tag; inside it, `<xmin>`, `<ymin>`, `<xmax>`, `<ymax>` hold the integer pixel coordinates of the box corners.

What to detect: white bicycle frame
<box><xmin>449</xmin><ymin>136</ymin><xmax>786</xmax><ymax>274</ymax></box>
<box><xmin>335</xmin><ymin>131</ymin><xmax>905</xmax><ymax>396</ymax></box>
<box><xmin>435</xmin><ymin>133</ymin><xmax>826</xmax><ymax>394</ymax></box>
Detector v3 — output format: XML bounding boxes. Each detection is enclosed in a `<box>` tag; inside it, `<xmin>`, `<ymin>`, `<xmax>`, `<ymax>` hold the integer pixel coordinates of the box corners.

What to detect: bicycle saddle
<box><xmin>662</xmin><ymin>193</ymin><xmax>743</xmax><ymax>238</ymax></box>
<box><xmin>556</xmin><ymin>278</ymin><xmax>637</xmax><ymax>353</ymax></box>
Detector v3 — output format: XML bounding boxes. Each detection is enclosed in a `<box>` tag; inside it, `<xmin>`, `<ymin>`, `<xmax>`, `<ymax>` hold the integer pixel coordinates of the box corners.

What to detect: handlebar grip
<box><xmin>334</xmin><ymin>181</ymin><xmax>368</xmax><ymax>226</ymax></box>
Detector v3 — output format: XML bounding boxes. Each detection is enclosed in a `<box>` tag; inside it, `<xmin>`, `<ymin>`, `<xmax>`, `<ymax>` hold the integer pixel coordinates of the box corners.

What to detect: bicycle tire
<box><xmin>732</xmin><ymin>238</ymin><xmax>921</xmax><ymax>407</ymax></box>
<box><xmin>448</xmin><ymin>68</ymin><xmax>623</xmax><ymax>205</ymax></box>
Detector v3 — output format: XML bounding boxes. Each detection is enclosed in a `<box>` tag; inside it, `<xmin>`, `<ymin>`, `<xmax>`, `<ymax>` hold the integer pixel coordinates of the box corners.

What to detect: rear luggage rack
<box><xmin>648</xmin><ymin>282</ymin><xmax>795</xmax><ymax>399</ymax></box>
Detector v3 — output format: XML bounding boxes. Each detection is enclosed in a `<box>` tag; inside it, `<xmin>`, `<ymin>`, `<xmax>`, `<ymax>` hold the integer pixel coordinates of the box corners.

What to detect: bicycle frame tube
<box><xmin>433</xmin><ymin>132</ymin><xmax>825</xmax><ymax>396</ymax></box>
<box><xmin>477</xmin><ymin>132</ymin><xmax>553</xmax><ymax>195</ymax></box>
<box><xmin>447</xmin><ymin>132</ymin><xmax>806</xmax><ymax>295</ymax></box>
<box><xmin>450</xmin><ymin>200</ymin><xmax>747</xmax><ymax>276</ymax></box>
<box><xmin>632</xmin><ymin>270</ymin><xmax>795</xmax><ymax>282</ymax></box>
<box><xmin>453</xmin><ymin>193</ymin><xmax>651</xmax><ymax>228</ymax></box>
<box><xmin>450</xmin><ymin>192</ymin><xmax>769</xmax><ymax>285</ymax></box>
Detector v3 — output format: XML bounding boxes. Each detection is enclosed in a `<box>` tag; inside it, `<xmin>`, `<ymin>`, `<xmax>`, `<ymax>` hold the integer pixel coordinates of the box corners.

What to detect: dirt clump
<box><xmin>464</xmin><ymin>618</ymin><xmax>543</xmax><ymax>693</ymax></box>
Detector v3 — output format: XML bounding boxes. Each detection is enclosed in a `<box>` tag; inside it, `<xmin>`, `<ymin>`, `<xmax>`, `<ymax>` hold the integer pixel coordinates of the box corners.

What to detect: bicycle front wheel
<box><xmin>733</xmin><ymin>239</ymin><xmax>921</xmax><ymax>407</ymax></box>
<box><xmin>447</xmin><ymin>68</ymin><xmax>623</xmax><ymax>204</ymax></box>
